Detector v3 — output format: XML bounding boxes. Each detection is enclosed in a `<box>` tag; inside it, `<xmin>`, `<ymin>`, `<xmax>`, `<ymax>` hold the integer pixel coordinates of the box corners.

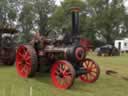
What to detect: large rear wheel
<box><xmin>16</xmin><ymin>45</ymin><xmax>37</xmax><ymax>78</ymax></box>
<box><xmin>51</xmin><ymin>60</ymin><xmax>75</xmax><ymax>89</ymax></box>
<box><xmin>79</xmin><ymin>58</ymin><xmax>100</xmax><ymax>83</ymax></box>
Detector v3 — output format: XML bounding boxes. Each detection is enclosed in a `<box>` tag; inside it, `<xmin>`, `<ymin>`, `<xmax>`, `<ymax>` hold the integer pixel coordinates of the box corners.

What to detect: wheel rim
<box><xmin>51</xmin><ymin>60</ymin><xmax>75</xmax><ymax>89</ymax></box>
<box><xmin>16</xmin><ymin>45</ymin><xmax>32</xmax><ymax>78</ymax></box>
<box><xmin>80</xmin><ymin>58</ymin><xmax>100</xmax><ymax>83</ymax></box>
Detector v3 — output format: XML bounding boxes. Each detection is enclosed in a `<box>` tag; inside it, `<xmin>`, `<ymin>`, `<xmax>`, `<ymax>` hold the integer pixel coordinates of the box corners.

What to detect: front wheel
<box><xmin>79</xmin><ymin>58</ymin><xmax>100</xmax><ymax>83</ymax></box>
<box><xmin>51</xmin><ymin>60</ymin><xmax>76</xmax><ymax>89</ymax></box>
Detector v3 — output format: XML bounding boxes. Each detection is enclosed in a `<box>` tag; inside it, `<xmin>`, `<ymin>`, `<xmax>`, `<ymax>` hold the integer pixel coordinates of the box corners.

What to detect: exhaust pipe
<box><xmin>71</xmin><ymin>7</ymin><xmax>80</xmax><ymax>36</ymax></box>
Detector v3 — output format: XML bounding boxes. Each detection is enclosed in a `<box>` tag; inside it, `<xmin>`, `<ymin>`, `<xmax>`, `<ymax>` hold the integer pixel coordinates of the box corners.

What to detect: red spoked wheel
<box><xmin>51</xmin><ymin>60</ymin><xmax>76</xmax><ymax>89</ymax></box>
<box><xmin>16</xmin><ymin>44</ymin><xmax>37</xmax><ymax>78</ymax></box>
<box><xmin>79</xmin><ymin>58</ymin><xmax>100</xmax><ymax>83</ymax></box>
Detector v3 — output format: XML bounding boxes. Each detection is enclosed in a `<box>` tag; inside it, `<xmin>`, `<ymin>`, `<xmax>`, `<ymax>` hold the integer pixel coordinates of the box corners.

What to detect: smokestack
<box><xmin>71</xmin><ymin>7</ymin><xmax>80</xmax><ymax>36</ymax></box>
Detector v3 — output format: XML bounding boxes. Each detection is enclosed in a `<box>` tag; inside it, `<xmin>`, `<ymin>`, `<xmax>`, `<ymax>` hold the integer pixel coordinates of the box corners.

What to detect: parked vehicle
<box><xmin>115</xmin><ymin>38</ymin><xmax>128</xmax><ymax>52</ymax></box>
<box><xmin>96</xmin><ymin>44</ymin><xmax>120</xmax><ymax>56</ymax></box>
<box><xmin>0</xmin><ymin>28</ymin><xmax>18</xmax><ymax>65</ymax></box>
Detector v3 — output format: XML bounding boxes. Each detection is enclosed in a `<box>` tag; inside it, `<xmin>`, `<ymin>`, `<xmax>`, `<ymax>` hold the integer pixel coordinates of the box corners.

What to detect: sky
<box><xmin>124</xmin><ymin>0</ymin><xmax>128</xmax><ymax>7</ymax></box>
<box><xmin>55</xmin><ymin>0</ymin><xmax>128</xmax><ymax>7</ymax></box>
<box><xmin>55</xmin><ymin>0</ymin><xmax>63</xmax><ymax>6</ymax></box>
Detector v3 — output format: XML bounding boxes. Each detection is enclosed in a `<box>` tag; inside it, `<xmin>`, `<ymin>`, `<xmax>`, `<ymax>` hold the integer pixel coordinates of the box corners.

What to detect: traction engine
<box><xmin>0</xmin><ymin>28</ymin><xmax>17</xmax><ymax>65</ymax></box>
<box><xmin>16</xmin><ymin>8</ymin><xmax>100</xmax><ymax>89</ymax></box>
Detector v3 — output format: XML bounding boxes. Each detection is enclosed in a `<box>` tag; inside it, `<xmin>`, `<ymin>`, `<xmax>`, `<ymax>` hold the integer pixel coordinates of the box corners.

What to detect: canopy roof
<box><xmin>0</xmin><ymin>28</ymin><xmax>18</xmax><ymax>34</ymax></box>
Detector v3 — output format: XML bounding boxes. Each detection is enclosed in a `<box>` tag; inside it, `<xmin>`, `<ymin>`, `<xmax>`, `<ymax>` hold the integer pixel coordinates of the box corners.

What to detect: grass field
<box><xmin>0</xmin><ymin>53</ymin><xmax>128</xmax><ymax>96</ymax></box>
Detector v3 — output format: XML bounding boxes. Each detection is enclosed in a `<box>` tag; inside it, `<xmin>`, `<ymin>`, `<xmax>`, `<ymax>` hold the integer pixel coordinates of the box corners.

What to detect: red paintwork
<box><xmin>80</xmin><ymin>38</ymin><xmax>93</xmax><ymax>52</ymax></box>
<box><xmin>16</xmin><ymin>45</ymin><xmax>32</xmax><ymax>78</ymax></box>
<box><xmin>51</xmin><ymin>60</ymin><xmax>75</xmax><ymax>89</ymax></box>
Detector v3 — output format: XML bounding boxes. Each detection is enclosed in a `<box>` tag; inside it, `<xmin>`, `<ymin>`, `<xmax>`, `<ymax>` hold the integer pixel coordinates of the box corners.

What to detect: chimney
<box><xmin>71</xmin><ymin>7</ymin><xmax>80</xmax><ymax>36</ymax></box>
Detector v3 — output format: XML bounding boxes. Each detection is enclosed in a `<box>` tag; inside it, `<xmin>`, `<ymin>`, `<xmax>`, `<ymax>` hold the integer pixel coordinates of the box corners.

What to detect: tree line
<box><xmin>0</xmin><ymin>0</ymin><xmax>128</xmax><ymax>46</ymax></box>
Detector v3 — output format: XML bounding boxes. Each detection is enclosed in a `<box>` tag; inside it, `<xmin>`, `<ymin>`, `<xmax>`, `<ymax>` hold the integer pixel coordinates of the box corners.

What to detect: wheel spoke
<box><xmin>22</xmin><ymin>48</ymin><xmax>26</xmax><ymax>54</ymax></box>
<box><xmin>24</xmin><ymin>52</ymin><xmax>30</xmax><ymax>60</ymax></box>
<box><xmin>89</xmin><ymin>62</ymin><xmax>94</xmax><ymax>69</ymax></box>
<box><xmin>63</xmin><ymin>66</ymin><xmax>70</xmax><ymax>75</ymax></box>
<box><xmin>55</xmin><ymin>70</ymin><xmax>60</xmax><ymax>76</ymax></box>
<box><xmin>25</xmin><ymin>56</ymin><xmax>30</xmax><ymax>61</ymax></box>
<box><xmin>18</xmin><ymin>52</ymin><xmax>23</xmax><ymax>58</ymax></box>
<box><xmin>89</xmin><ymin>72</ymin><xmax>96</xmax><ymax>78</ymax></box>
<box><xmin>85</xmin><ymin>60</ymin><xmax>89</xmax><ymax>67</ymax></box>
<box><xmin>91</xmin><ymin>68</ymin><xmax>97</xmax><ymax>73</ymax></box>
<box><xmin>58</xmin><ymin>64</ymin><xmax>63</xmax><ymax>73</ymax></box>
<box><xmin>25</xmin><ymin>59</ymin><xmax>31</xmax><ymax>66</ymax></box>
<box><xmin>16</xmin><ymin>60</ymin><xmax>22</xmax><ymax>65</ymax></box>
<box><xmin>64</xmin><ymin>71</ymin><xmax>72</xmax><ymax>77</ymax></box>
<box><xmin>83</xmin><ymin>62</ymin><xmax>87</xmax><ymax>68</ymax></box>
<box><xmin>91</xmin><ymin>64</ymin><xmax>96</xmax><ymax>69</ymax></box>
<box><xmin>62</xmin><ymin>65</ymin><xmax>67</xmax><ymax>73</ymax></box>
<box><xmin>21</xmin><ymin>65</ymin><xmax>28</xmax><ymax>73</ymax></box>
<box><xmin>91</xmin><ymin>70</ymin><xmax>97</xmax><ymax>73</ymax></box>
<box><xmin>88</xmin><ymin>61</ymin><xmax>92</xmax><ymax>69</ymax></box>
<box><xmin>63</xmin><ymin>76</ymin><xmax>72</xmax><ymax>85</ymax></box>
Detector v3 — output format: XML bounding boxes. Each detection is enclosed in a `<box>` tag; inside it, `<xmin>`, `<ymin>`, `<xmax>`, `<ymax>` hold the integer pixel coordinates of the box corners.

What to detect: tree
<box><xmin>33</xmin><ymin>0</ymin><xmax>55</xmax><ymax>35</ymax></box>
<box><xmin>86</xmin><ymin>0</ymin><xmax>127</xmax><ymax>44</ymax></box>
<box><xmin>0</xmin><ymin>0</ymin><xmax>17</xmax><ymax>28</ymax></box>
<box><xmin>18</xmin><ymin>2</ymin><xmax>35</xmax><ymax>42</ymax></box>
<box><xmin>18</xmin><ymin>0</ymin><xmax>55</xmax><ymax>42</ymax></box>
<box><xmin>50</xmin><ymin>0</ymin><xmax>127</xmax><ymax>45</ymax></box>
<box><xmin>50</xmin><ymin>0</ymin><xmax>86</xmax><ymax>35</ymax></box>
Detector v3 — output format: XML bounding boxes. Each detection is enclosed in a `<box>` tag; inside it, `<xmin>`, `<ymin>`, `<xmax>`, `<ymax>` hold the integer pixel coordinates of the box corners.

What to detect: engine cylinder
<box><xmin>65</xmin><ymin>45</ymin><xmax>85</xmax><ymax>62</ymax></box>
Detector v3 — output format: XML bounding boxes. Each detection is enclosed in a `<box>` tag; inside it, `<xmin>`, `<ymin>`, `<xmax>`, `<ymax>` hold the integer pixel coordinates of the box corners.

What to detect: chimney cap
<box><xmin>71</xmin><ymin>7</ymin><xmax>80</xmax><ymax>12</ymax></box>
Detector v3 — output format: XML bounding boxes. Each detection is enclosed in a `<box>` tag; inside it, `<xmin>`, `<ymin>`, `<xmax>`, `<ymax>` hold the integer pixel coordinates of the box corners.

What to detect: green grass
<box><xmin>0</xmin><ymin>53</ymin><xmax>128</xmax><ymax>96</ymax></box>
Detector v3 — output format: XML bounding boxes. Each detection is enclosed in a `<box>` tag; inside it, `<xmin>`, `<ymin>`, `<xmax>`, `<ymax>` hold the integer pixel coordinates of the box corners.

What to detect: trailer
<box><xmin>114</xmin><ymin>38</ymin><xmax>128</xmax><ymax>52</ymax></box>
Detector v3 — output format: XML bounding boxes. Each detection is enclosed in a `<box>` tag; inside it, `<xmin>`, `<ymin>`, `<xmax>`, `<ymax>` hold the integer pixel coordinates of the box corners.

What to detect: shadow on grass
<box><xmin>34</xmin><ymin>72</ymin><xmax>52</xmax><ymax>85</ymax></box>
<box><xmin>33</xmin><ymin>72</ymin><xmax>95</xmax><ymax>93</ymax></box>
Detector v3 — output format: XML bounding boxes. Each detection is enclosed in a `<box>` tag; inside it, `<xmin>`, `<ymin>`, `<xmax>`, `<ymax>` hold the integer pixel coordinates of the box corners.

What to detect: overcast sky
<box><xmin>124</xmin><ymin>0</ymin><xmax>128</xmax><ymax>7</ymax></box>
<box><xmin>55</xmin><ymin>0</ymin><xmax>128</xmax><ymax>7</ymax></box>
<box><xmin>55</xmin><ymin>0</ymin><xmax>63</xmax><ymax>6</ymax></box>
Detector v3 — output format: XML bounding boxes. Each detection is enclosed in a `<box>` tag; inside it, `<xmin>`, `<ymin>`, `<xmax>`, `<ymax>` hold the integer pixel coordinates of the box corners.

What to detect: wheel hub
<box><xmin>87</xmin><ymin>68</ymin><xmax>92</xmax><ymax>73</ymax></box>
<box><xmin>22</xmin><ymin>60</ymin><xmax>26</xmax><ymax>65</ymax></box>
<box><xmin>59</xmin><ymin>73</ymin><xmax>64</xmax><ymax>78</ymax></box>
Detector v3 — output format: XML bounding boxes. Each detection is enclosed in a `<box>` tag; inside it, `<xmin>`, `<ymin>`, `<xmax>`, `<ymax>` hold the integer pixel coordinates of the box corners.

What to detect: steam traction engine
<box><xmin>16</xmin><ymin>8</ymin><xmax>100</xmax><ymax>89</ymax></box>
<box><xmin>0</xmin><ymin>28</ymin><xmax>17</xmax><ymax>65</ymax></box>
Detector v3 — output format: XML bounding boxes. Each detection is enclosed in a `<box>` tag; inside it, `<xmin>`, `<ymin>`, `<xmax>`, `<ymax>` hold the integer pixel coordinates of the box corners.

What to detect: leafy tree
<box><xmin>18</xmin><ymin>0</ymin><xmax>55</xmax><ymax>42</ymax></box>
<box><xmin>33</xmin><ymin>0</ymin><xmax>55</xmax><ymax>35</ymax></box>
<box><xmin>0</xmin><ymin>0</ymin><xmax>16</xmax><ymax>28</ymax></box>
<box><xmin>50</xmin><ymin>0</ymin><xmax>127</xmax><ymax>45</ymax></box>
<box><xmin>18</xmin><ymin>2</ymin><xmax>35</xmax><ymax>42</ymax></box>
<box><xmin>50</xmin><ymin>0</ymin><xmax>86</xmax><ymax>34</ymax></box>
<box><xmin>86</xmin><ymin>0</ymin><xmax>127</xmax><ymax>44</ymax></box>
